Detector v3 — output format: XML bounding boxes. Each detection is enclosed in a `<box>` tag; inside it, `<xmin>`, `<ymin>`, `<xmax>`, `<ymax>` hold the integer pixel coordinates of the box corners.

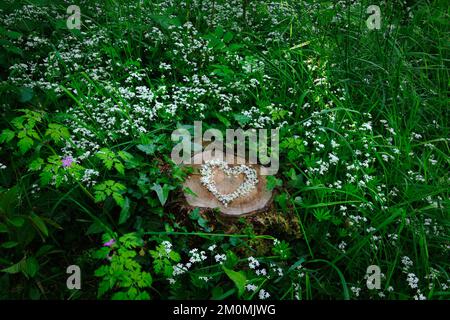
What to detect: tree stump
<box><xmin>182</xmin><ymin>150</ymin><xmax>273</xmax><ymax>216</ymax></box>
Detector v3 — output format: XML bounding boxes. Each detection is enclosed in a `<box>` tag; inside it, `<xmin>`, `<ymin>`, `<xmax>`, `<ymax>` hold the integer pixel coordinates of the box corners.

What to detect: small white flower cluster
<box><xmin>269</xmin><ymin>262</ymin><xmax>283</xmax><ymax>277</ymax></box>
<box><xmin>255</xmin><ymin>268</ymin><xmax>267</xmax><ymax>276</ymax></box>
<box><xmin>406</xmin><ymin>273</ymin><xmax>419</xmax><ymax>289</ymax></box>
<box><xmin>81</xmin><ymin>169</ymin><xmax>99</xmax><ymax>187</ymax></box>
<box><xmin>189</xmin><ymin>248</ymin><xmax>207</xmax><ymax>263</ymax></box>
<box><xmin>258</xmin><ymin>289</ymin><xmax>270</xmax><ymax>300</ymax></box>
<box><xmin>199</xmin><ymin>276</ymin><xmax>212</xmax><ymax>282</ymax></box>
<box><xmin>162</xmin><ymin>241</ymin><xmax>173</xmax><ymax>255</ymax></box>
<box><xmin>246</xmin><ymin>283</ymin><xmax>258</xmax><ymax>292</ymax></box>
<box><xmin>351</xmin><ymin>286</ymin><xmax>361</xmax><ymax>297</ymax></box>
<box><xmin>248</xmin><ymin>256</ymin><xmax>260</xmax><ymax>269</ymax></box>
<box><xmin>214</xmin><ymin>254</ymin><xmax>226</xmax><ymax>264</ymax></box>
<box><xmin>401</xmin><ymin>256</ymin><xmax>413</xmax><ymax>272</ymax></box>
<box><xmin>200</xmin><ymin>160</ymin><xmax>258</xmax><ymax>207</ymax></box>
<box><xmin>338</xmin><ymin>241</ymin><xmax>347</xmax><ymax>253</ymax></box>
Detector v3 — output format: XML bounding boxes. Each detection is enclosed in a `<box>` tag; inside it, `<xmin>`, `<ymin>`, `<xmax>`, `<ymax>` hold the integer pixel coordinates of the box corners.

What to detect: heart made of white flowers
<box><xmin>199</xmin><ymin>160</ymin><xmax>258</xmax><ymax>207</ymax></box>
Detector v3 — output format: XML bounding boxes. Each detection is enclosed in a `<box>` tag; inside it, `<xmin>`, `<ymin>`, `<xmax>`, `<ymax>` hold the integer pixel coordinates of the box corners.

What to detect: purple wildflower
<box><xmin>103</xmin><ymin>239</ymin><xmax>116</xmax><ymax>247</ymax></box>
<box><xmin>61</xmin><ymin>156</ymin><xmax>74</xmax><ymax>168</ymax></box>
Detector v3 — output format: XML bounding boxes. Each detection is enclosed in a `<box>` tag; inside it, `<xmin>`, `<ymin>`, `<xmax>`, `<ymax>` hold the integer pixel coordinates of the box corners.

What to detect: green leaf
<box><xmin>223</xmin><ymin>31</ymin><xmax>234</xmax><ymax>43</ymax></box>
<box><xmin>1</xmin><ymin>260</ymin><xmax>23</xmax><ymax>274</ymax></box>
<box><xmin>151</xmin><ymin>183</ymin><xmax>169</xmax><ymax>206</ymax></box>
<box><xmin>222</xmin><ymin>266</ymin><xmax>246</xmax><ymax>298</ymax></box>
<box><xmin>45</xmin><ymin>123</ymin><xmax>70</xmax><ymax>143</ymax></box>
<box><xmin>0</xmin><ymin>223</ymin><xmax>8</xmax><ymax>233</ymax></box>
<box><xmin>151</xmin><ymin>183</ymin><xmax>173</xmax><ymax>206</ymax></box>
<box><xmin>233</xmin><ymin>114</ymin><xmax>251</xmax><ymax>126</ymax></box>
<box><xmin>266</xmin><ymin>176</ymin><xmax>282</xmax><ymax>190</ymax></box>
<box><xmin>0</xmin><ymin>129</ymin><xmax>15</xmax><ymax>144</ymax></box>
<box><xmin>94</xmin><ymin>191</ymin><xmax>106</xmax><ymax>203</ymax></box>
<box><xmin>114</xmin><ymin>162</ymin><xmax>125</xmax><ymax>175</ymax></box>
<box><xmin>18</xmin><ymin>87</ymin><xmax>34</xmax><ymax>103</ymax></box>
<box><xmin>8</xmin><ymin>216</ymin><xmax>25</xmax><ymax>228</ymax></box>
<box><xmin>28</xmin><ymin>158</ymin><xmax>44</xmax><ymax>171</ymax></box>
<box><xmin>97</xmin><ymin>280</ymin><xmax>110</xmax><ymax>298</ymax></box>
<box><xmin>1</xmin><ymin>241</ymin><xmax>19</xmax><ymax>248</ymax></box>
<box><xmin>18</xmin><ymin>136</ymin><xmax>33</xmax><ymax>154</ymax></box>
<box><xmin>137</xmin><ymin>144</ymin><xmax>156</xmax><ymax>155</ymax></box>
<box><xmin>39</xmin><ymin>171</ymin><xmax>53</xmax><ymax>186</ymax></box>
<box><xmin>24</xmin><ymin>256</ymin><xmax>39</xmax><ymax>278</ymax></box>
<box><xmin>5</xmin><ymin>30</ymin><xmax>22</xmax><ymax>40</ymax></box>
<box><xmin>112</xmin><ymin>291</ymin><xmax>129</xmax><ymax>300</ymax></box>
<box><xmin>275</xmin><ymin>193</ymin><xmax>288</xmax><ymax>211</ymax></box>
<box><xmin>112</xmin><ymin>192</ymin><xmax>125</xmax><ymax>207</ymax></box>
<box><xmin>29</xmin><ymin>213</ymin><xmax>49</xmax><ymax>237</ymax></box>
<box><xmin>215</xmin><ymin>112</ymin><xmax>231</xmax><ymax>127</ymax></box>
<box><xmin>119</xmin><ymin>197</ymin><xmax>131</xmax><ymax>224</ymax></box>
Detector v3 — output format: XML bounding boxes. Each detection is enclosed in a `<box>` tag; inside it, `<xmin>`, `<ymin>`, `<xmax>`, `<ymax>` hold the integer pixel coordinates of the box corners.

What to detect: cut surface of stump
<box><xmin>182</xmin><ymin>150</ymin><xmax>273</xmax><ymax>216</ymax></box>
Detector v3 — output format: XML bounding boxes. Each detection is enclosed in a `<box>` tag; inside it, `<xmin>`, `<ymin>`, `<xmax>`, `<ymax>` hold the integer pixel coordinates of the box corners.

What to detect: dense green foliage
<box><xmin>0</xmin><ymin>0</ymin><xmax>448</xmax><ymax>300</ymax></box>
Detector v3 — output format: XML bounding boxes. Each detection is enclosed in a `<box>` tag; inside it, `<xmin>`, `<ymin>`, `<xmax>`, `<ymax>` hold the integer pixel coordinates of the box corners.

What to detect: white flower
<box><xmin>199</xmin><ymin>276</ymin><xmax>211</xmax><ymax>282</ymax></box>
<box><xmin>256</xmin><ymin>268</ymin><xmax>267</xmax><ymax>276</ymax></box>
<box><xmin>351</xmin><ymin>286</ymin><xmax>361</xmax><ymax>297</ymax></box>
<box><xmin>162</xmin><ymin>241</ymin><xmax>172</xmax><ymax>254</ymax></box>
<box><xmin>200</xmin><ymin>160</ymin><xmax>258</xmax><ymax>207</ymax></box>
<box><xmin>246</xmin><ymin>284</ymin><xmax>258</xmax><ymax>292</ymax></box>
<box><xmin>338</xmin><ymin>241</ymin><xmax>347</xmax><ymax>252</ymax></box>
<box><xmin>258</xmin><ymin>289</ymin><xmax>270</xmax><ymax>300</ymax></box>
<box><xmin>248</xmin><ymin>257</ymin><xmax>260</xmax><ymax>269</ymax></box>
<box><xmin>406</xmin><ymin>273</ymin><xmax>419</xmax><ymax>289</ymax></box>
<box><xmin>215</xmin><ymin>254</ymin><xmax>226</xmax><ymax>264</ymax></box>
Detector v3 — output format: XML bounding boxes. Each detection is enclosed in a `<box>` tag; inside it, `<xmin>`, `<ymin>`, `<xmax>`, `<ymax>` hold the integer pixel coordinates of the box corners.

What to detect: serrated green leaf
<box><xmin>18</xmin><ymin>136</ymin><xmax>33</xmax><ymax>154</ymax></box>
<box><xmin>0</xmin><ymin>129</ymin><xmax>15</xmax><ymax>144</ymax></box>
<box><xmin>114</xmin><ymin>162</ymin><xmax>124</xmax><ymax>175</ymax></box>
<box><xmin>28</xmin><ymin>157</ymin><xmax>44</xmax><ymax>171</ymax></box>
